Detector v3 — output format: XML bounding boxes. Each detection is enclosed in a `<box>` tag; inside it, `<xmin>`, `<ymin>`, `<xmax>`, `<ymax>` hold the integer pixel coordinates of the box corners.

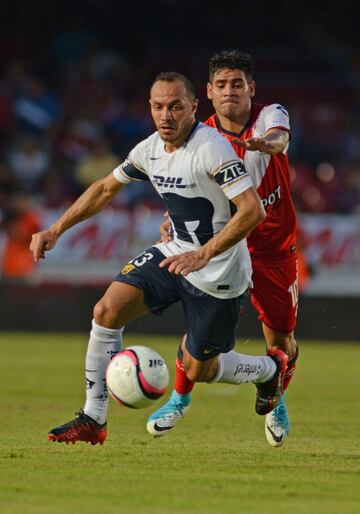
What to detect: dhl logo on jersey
<box><xmin>153</xmin><ymin>176</ymin><xmax>196</xmax><ymax>189</ymax></box>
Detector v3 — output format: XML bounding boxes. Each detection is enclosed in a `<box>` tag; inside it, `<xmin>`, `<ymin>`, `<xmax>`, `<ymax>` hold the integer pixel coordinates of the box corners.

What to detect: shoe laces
<box><xmin>273</xmin><ymin>403</ymin><xmax>287</xmax><ymax>423</ymax></box>
<box><xmin>74</xmin><ymin>410</ymin><xmax>88</xmax><ymax>422</ymax></box>
<box><xmin>72</xmin><ymin>410</ymin><xmax>97</xmax><ymax>430</ymax></box>
<box><xmin>158</xmin><ymin>399</ymin><xmax>186</xmax><ymax>420</ymax></box>
<box><xmin>272</xmin><ymin>399</ymin><xmax>289</xmax><ymax>430</ymax></box>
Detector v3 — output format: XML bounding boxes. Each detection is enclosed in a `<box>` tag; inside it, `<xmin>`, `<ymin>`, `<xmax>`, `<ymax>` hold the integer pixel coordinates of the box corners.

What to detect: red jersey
<box><xmin>205</xmin><ymin>103</ymin><xmax>297</xmax><ymax>265</ymax></box>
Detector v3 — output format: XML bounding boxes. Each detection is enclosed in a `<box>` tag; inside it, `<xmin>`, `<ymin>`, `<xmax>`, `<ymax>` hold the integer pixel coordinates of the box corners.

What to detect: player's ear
<box><xmin>192</xmin><ymin>98</ymin><xmax>199</xmax><ymax>114</ymax></box>
<box><xmin>207</xmin><ymin>82</ymin><xmax>212</xmax><ymax>100</ymax></box>
<box><xmin>249</xmin><ymin>80</ymin><xmax>256</xmax><ymax>98</ymax></box>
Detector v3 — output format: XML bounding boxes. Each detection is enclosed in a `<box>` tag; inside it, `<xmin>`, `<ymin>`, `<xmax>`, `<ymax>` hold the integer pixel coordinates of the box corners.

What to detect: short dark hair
<box><xmin>151</xmin><ymin>72</ymin><xmax>196</xmax><ymax>100</ymax></box>
<box><xmin>209</xmin><ymin>50</ymin><xmax>254</xmax><ymax>82</ymax></box>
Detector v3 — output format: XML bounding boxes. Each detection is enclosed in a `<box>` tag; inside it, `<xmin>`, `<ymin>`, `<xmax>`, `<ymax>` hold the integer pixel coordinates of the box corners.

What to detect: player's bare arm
<box><xmin>233</xmin><ymin>128</ymin><xmax>289</xmax><ymax>155</ymax></box>
<box><xmin>158</xmin><ymin>212</ymin><xmax>171</xmax><ymax>243</ymax></box>
<box><xmin>30</xmin><ymin>172</ymin><xmax>125</xmax><ymax>261</ymax></box>
<box><xmin>160</xmin><ymin>186</ymin><xmax>266</xmax><ymax>275</ymax></box>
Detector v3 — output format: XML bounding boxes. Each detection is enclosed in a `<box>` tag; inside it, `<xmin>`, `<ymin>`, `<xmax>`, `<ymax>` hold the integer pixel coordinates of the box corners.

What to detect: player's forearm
<box><xmin>199</xmin><ymin>192</ymin><xmax>265</xmax><ymax>260</ymax></box>
<box><xmin>262</xmin><ymin>129</ymin><xmax>289</xmax><ymax>154</ymax></box>
<box><xmin>50</xmin><ymin>178</ymin><xmax>121</xmax><ymax>236</ymax></box>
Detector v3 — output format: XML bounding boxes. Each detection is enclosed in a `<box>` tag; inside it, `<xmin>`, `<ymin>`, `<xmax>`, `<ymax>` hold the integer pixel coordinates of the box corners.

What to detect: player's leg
<box><xmin>260</xmin><ymin>324</ymin><xmax>299</xmax><ymax>446</ymax></box>
<box><xmin>147</xmin><ymin>333</ymin><xmax>287</xmax><ymax>437</ymax></box>
<box><xmin>262</xmin><ymin>324</ymin><xmax>298</xmax><ymax>390</ymax></box>
<box><xmin>147</xmin><ymin>283</ymin><xmax>241</xmax><ymax>437</ymax></box>
<box><xmin>48</xmin><ymin>281</ymin><xmax>149</xmax><ymax>445</ymax></box>
<box><xmin>146</xmin><ymin>334</ymin><xmax>217</xmax><ymax>437</ymax></box>
<box><xmin>147</xmin><ymin>281</ymin><xmax>288</xmax><ymax>437</ymax></box>
<box><xmin>149</xmin><ymin>292</ymin><xmax>254</xmax><ymax>418</ymax></box>
<box><xmin>250</xmin><ymin>257</ymin><xmax>299</xmax><ymax>446</ymax></box>
<box><xmin>49</xmin><ymin>246</ymin><xmax>179</xmax><ymax>445</ymax></box>
<box><xmin>166</xmin><ymin>283</ymin><xmax>251</xmax><ymax>392</ymax></box>
<box><xmin>82</xmin><ymin>280</ymin><xmax>149</xmax><ymax>421</ymax></box>
<box><xmin>182</xmin><ymin>284</ymin><xmax>287</xmax><ymax>408</ymax></box>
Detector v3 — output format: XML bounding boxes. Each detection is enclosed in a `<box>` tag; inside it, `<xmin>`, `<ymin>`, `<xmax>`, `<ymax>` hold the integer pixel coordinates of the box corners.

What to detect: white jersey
<box><xmin>113</xmin><ymin>121</ymin><xmax>254</xmax><ymax>298</ymax></box>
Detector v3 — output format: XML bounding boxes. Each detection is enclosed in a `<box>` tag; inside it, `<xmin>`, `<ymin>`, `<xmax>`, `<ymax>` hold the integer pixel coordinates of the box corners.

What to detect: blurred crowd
<box><xmin>0</xmin><ymin>16</ymin><xmax>359</xmax><ymax>280</ymax></box>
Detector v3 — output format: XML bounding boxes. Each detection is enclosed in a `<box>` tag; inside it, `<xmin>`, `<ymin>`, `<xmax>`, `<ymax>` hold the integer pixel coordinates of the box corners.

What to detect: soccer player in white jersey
<box><xmin>151</xmin><ymin>51</ymin><xmax>299</xmax><ymax>447</ymax></box>
<box><xmin>30</xmin><ymin>72</ymin><xmax>288</xmax><ymax>445</ymax></box>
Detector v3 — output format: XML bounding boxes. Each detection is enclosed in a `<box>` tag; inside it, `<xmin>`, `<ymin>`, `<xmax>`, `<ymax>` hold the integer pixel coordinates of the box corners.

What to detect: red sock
<box><xmin>282</xmin><ymin>345</ymin><xmax>299</xmax><ymax>392</ymax></box>
<box><xmin>174</xmin><ymin>357</ymin><xmax>194</xmax><ymax>395</ymax></box>
<box><xmin>283</xmin><ymin>363</ymin><xmax>296</xmax><ymax>391</ymax></box>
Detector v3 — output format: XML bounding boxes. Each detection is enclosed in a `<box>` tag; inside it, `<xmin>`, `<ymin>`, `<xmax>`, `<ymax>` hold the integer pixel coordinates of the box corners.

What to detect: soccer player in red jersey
<box><xmin>148</xmin><ymin>51</ymin><xmax>299</xmax><ymax>446</ymax></box>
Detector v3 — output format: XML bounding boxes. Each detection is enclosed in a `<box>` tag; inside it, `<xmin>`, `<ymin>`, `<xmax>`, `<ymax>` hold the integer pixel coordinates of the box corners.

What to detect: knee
<box><xmin>184</xmin><ymin>364</ymin><xmax>215</xmax><ymax>383</ymax></box>
<box><xmin>93</xmin><ymin>300</ymin><xmax>118</xmax><ymax>328</ymax></box>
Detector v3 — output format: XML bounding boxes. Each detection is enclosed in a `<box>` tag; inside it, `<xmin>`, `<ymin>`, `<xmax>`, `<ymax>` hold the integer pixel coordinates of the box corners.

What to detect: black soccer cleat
<box><xmin>255</xmin><ymin>348</ymin><xmax>288</xmax><ymax>415</ymax></box>
<box><xmin>48</xmin><ymin>410</ymin><xmax>107</xmax><ymax>445</ymax></box>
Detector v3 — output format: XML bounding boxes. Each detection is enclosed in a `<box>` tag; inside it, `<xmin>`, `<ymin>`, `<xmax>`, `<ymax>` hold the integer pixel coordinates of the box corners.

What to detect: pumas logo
<box><xmin>121</xmin><ymin>264</ymin><xmax>135</xmax><ymax>274</ymax></box>
<box><xmin>153</xmin><ymin>176</ymin><xmax>195</xmax><ymax>189</ymax></box>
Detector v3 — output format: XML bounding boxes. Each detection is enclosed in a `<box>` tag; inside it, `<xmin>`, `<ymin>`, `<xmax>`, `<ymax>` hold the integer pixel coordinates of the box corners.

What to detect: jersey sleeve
<box><xmin>204</xmin><ymin>137</ymin><xmax>254</xmax><ymax>200</ymax></box>
<box><xmin>260</xmin><ymin>104</ymin><xmax>290</xmax><ymax>133</ymax></box>
<box><xmin>113</xmin><ymin>142</ymin><xmax>150</xmax><ymax>184</ymax></box>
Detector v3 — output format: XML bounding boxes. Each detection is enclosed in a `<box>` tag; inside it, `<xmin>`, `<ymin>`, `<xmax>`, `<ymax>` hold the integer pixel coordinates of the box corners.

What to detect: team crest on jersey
<box><xmin>121</xmin><ymin>263</ymin><xmax>136</xmax><ymax>274</ymax></box>
<box><xmin>215</xmin><ymin>161</ymin><xmax>247</xmax><ymax>186</ymax></box>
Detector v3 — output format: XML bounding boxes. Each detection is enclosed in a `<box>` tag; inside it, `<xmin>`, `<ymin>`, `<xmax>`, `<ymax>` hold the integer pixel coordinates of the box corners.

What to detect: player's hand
<box><xmin>232</xmin><ymin>136</ymin><xmax>277</xmax><ymax>153</ymax></box>
<box><xmin>30</xmin><ymin>229</ymin><xmax>59</xmax><ymax>261</ymax></box>
<box><xmin>157</xmin><ymin>211</ymin><xmax>171</xmax><ymax>243</ymax></box>
<box><xmin>159</xmin><ymin>250</ymin><xmax>209</xmax><ymax>276</ymax></box>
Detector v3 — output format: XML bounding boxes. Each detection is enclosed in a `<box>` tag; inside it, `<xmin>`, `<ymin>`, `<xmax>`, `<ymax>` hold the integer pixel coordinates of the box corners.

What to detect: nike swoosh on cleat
<box><xmin>154</xmin><ymin>422</ymin><xmax>174</xmax><ymax>432</ymax></box>
<box><xmin>266</xmin><ymin>424</ymin><xmax>284</xmax><ymax>444</ymax></box>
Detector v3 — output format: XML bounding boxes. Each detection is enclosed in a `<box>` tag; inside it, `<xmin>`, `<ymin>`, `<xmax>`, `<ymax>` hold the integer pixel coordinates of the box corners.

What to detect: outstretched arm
<box><xmin>30</xmin><ymin>172</ymin><xmax>124</xmax><ymax>261</ymax></box>
<box><xmin>160</xmin><ymin>186</ymin><xmax>266</xmax><ymax>276</ymax></box>
<box><xmin>234</xmin><ymin>127</ymin><xmax>289</xmax><ymax>155</ymax></box>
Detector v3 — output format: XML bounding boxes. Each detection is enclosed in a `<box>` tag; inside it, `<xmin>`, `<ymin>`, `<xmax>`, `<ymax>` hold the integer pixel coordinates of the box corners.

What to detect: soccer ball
<box><xmin>106</xmin><ymin>346</ymin><xmax>169</xmax><ymax>408</ymax></box>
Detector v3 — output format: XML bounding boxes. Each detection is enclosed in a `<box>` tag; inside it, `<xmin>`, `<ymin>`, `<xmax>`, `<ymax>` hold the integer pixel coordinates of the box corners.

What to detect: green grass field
<box><xmin>1</xmin><ymin>333</ymin><xmax>360</xmax><ymax>514</ymax></box>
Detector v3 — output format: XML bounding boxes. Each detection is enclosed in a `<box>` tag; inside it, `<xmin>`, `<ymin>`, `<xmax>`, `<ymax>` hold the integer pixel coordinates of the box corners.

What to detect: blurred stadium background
<box><xmin>0</xmin><ymin>0</ymin><xmax>359</xmax><ymax>339</ymax></box>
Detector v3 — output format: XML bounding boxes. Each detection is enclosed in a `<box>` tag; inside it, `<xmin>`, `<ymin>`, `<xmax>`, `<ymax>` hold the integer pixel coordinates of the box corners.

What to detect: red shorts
<box><xmin>250</xmin><ymin>255</ymin><xmax>298</xmax><ymax>333</ymax></box>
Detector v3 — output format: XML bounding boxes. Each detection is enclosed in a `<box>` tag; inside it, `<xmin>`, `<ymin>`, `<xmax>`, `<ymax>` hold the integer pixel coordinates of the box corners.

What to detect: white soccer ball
<box><xmin>106</xmin><ymin>345</ymin><xmax>169</xmax><ymax>409</ymax></box>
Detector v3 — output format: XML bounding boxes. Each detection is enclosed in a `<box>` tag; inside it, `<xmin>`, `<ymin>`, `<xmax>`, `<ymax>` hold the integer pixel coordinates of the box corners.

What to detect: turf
<box><xmin>1</xmin><ymin>333</ymin><xmax>359</xmax><ymax>514</ymax></box>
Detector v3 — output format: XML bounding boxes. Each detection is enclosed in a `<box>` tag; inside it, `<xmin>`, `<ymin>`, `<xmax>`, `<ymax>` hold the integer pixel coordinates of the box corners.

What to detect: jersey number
<box><xmin>162</xmin><ymin>193</ymin><xmax>215</xmax><ymax>245</ymax></box>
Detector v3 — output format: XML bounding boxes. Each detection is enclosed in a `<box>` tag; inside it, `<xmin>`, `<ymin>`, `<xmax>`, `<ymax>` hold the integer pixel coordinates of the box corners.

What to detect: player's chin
<box><xmin>220</xmin><ymin>105</ymin><xmax>240</xmax><ymax>118</ymax></box>
<box><xmin>159</xmin><ymin>129</ymin><xmax>176</xmax><ymax>141</ymax></box>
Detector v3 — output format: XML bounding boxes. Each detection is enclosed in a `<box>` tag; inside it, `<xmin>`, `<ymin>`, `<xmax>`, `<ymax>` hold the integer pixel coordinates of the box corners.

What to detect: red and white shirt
<box><xmin>205</xmin><ymin>103</ymin><xmax>297</xmax><ymax>265</ymax></box>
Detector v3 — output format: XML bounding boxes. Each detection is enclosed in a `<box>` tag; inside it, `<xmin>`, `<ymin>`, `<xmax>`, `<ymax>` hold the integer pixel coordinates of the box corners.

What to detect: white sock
<box><xmin>83</xmin><ymin>319</ymin><xmax>123</xmax><ymax>424</ymax></box>
<box><xmin>211</xmin><ymin>350</ymin><xmax>276</xmax><ymax>385</ymax></box>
